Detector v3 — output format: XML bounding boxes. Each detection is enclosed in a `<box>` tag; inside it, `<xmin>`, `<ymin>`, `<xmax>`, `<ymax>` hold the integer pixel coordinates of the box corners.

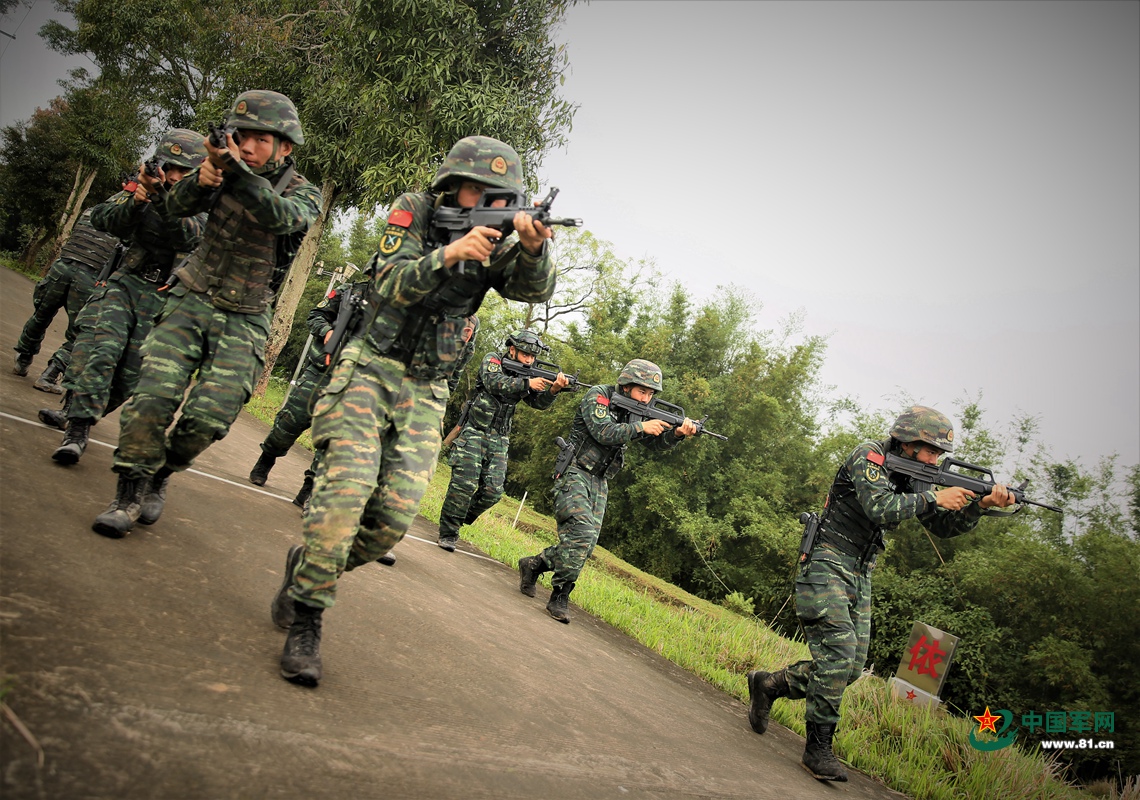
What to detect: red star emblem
<box><xmin>905</xmin><ymin>690</ymin><xmax>917</xmax><ymax>701</ymax></box>
<box><xmin>974</xmin><ymin>706</ymin><xmax>1001</xmax><ymax>734</ymax></box>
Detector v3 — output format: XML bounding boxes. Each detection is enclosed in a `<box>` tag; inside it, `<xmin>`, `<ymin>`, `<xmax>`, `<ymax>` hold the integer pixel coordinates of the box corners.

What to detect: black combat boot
<box><xmin>518</xmin><ymin>554</ymin><xmax>548</xmax><ymax>597</ymax></box>
<box><xmin>249</xmin><ymin>450</ymin><xmax>277</xmax><ymax>486</ymax></box>
<box><xmin>38</xmin><ymin>393</ymin><xmax>71</xmax><ymax>430</ymax></box>
<box><xmin>271</xmin><ymin>545</ymin><xmax>304</xmax><ymax>628</ymax></box>
<box><xmin>437</xmin><ymin>535</ymin><xmax>459</xmax><ymax>552</ymax></box>
<box><xmin>280</xmin><ymin>600</ymin><xmax>323</xmax><ymax>687</ymax></box>
<box><xmin>52</xmin><ymin>418</ymin><xmax>93</xmax><ymax>465</ymax></box>
<box><xmin>746</xmin><ymin>668</ymin><xmax>790</xmax><ymax>734</ymax></box>
<box><xmin>546</xmin><ymin>581</ymin><xmax>575</xmax><ymax>624</ymax></box>
<box><xmin>802</xmin><ymin>721</ymin><xmax>849</xmax><ymax>782</ymax></box>
<box><xmin>13</xmin><ymin>352</ymin><xmax>32</xmax><ymax>376</ymax></box>
<box><xmin>138</xmin><ymin>466</ymin><xmax>173</xmax><ymax>525</ymax></box>
<box><xmin>292</xmin><ymin>475</ymin><xmax>314</xmax><ymax>508</ymax></box>
<box><xmin>92</xmin><ymin>474</ymin><xmax>146</xmax><ymax>538</ymax></box>
<box><xmin>377</xmin><ymin>552</ymin><xmax>396</xmax><ymax>566</ymax></box>
<box><xmin>33</xmin><ymin>361</ymin><xmax>65</xmax><ymax>393</ymax></box>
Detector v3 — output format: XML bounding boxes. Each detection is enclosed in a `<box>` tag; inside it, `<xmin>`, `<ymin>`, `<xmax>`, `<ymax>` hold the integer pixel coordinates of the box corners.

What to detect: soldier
<box><xmin>435</xmin><ymin>328</ymin><xmax>568</xmax><ymax>551</ymax></box>
<box><xmin>12</xmin><ymin>208</ymin><xmax>120</xmax><ymax>392</ymax></box>
<box><xmin>517</xmin><ymin>359</ymin><xmax>697</xmax><ymax>624</ymax></box>
<box><xmin>92</xmin><ymin>90</ymin><xmax>320</xmax><ymax>538</ymax></box>
<box><xmin>247</xmin><ymin>276</ymin><xmax>367</xmax><ymax>498</ymax></box>
<box><xmin>41</xmin><ymin>129</ymin><xmax>208</xmax><ymax>467</ymax></box>
<box><xmin>744</xmin><ymin>406</ymin><xmax>1016</xmax><ymax>782</ymax></box>
<box><xmin>270</xmin><ymin>135</ymin><xmax>556</xmax><ymax>687</ymax></box>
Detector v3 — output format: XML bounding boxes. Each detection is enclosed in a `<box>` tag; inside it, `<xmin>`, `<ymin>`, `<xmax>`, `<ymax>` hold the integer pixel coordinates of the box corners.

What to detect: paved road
<box><xmin>0</xmin><ymin>267</ymin><xmax>904</xmax><ymax>799</ymax></box>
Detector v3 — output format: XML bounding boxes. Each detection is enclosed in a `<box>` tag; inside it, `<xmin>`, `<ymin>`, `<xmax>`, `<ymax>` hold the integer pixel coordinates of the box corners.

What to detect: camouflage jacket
<box><xmin>59</xmin><ymin>209</ymin><xmax>121</xmax><ymax>271</ymax></box>
<box><xmin>816</xmin><ymin>439</ymin><xmax>984</xmax><ymax>559</ymax></box>
<box><xmin>563</xmin><ymin>384</ymin><xmax>683</xmax><ymax>481</ymax></box>
<box><xmin>447</xmin><ymin>333</ymin><xmax>479</xmax><ymax>395</ymax></box>
<box><xmin>363</xmin><ymin>191</ymin><xmax>555</xmax><ymax>383</ymax></box>
<box><xmin>167</xmin><ymin>156</ymin><xmax>321</xmax><ymax>313</ymax></box>
<box><xmin>90</xmin><ymin>189</ymin><xmax>205</xmax><ymax>283</ymax></box>
<box><xmin>463</xmin><ymin>351</ymin><xmax>559</xmax><ymax>436</ymax></box>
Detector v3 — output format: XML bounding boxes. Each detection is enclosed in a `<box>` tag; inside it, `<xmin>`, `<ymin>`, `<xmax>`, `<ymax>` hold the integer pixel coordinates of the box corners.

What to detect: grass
<box><xmin>243</xmin><ymin>394</ymin><xmax>1106</xmax><ymax>800</ymax></box>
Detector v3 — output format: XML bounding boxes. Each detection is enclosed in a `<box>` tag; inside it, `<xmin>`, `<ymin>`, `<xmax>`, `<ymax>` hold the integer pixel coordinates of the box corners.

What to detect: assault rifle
<box><xmin>143</xmin><ymin>157</ymin><xmax>165</xmax><ymax>179</ymax></box>
<box><xmin>441</xmin><ymin>399</ymin><xmax>473</xmax><ymax>449</ymax></box>
<box><xmin>433</xmin><ymin>187</ymin><xmax>582</xmax><ymax>275</ymax></box>
<box><xmin>500</xmin><ymin>357</ymin><xmax>582</xmax><ymax>392</ymax></box>
<box><xmin>882</xmin><ymin>453</ymin><xmax>1062</xmax><ymax>513</ymax></box>
<box><xmin>207</xmin><ymin>121</ymin><xmax>239</xmax><ymax>150</ymax></box>
<box><xmin>607</xmin><ymin>394</ymin><xmax>728</xmax><ymax>441</ymax></box>
<box><xmin>96</xmin><ymin>242</ymin><xmax>126</xmax><ymax>286</ymax></box>
<box><xmin>321</xmin><ymin>283</ymin><xmax>369</xmax><ymax>367</ymax></box>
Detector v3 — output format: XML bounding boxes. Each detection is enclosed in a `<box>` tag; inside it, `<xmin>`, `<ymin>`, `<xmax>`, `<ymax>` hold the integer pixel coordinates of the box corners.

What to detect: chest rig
<box><xmin>61</xmin><ymin>212</ymin><xmax>119</xmax><ymax>271</ymax></box>
<box><xmin>174</xmin><ymin>165</ymin><xmax>300</xmax><ymax>313</ymax></box>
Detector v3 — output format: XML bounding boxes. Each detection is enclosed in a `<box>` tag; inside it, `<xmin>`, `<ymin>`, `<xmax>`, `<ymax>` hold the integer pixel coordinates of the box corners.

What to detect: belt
<box><xmin>135</xmin><ymin>265</ymin><xmax>169</xmax><ymax>284</ymax></box>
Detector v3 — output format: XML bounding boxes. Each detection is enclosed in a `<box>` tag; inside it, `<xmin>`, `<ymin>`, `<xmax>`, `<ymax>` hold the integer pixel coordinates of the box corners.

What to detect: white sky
<box><xmin>538</xmin><ymin>0</ymin><xmax>1140</xmax><ymax>470</ymax></box>
<box><xmin>3</xmin><ymin>0</ymin><xmax>1137</xmax><ymax>470</ymax></box>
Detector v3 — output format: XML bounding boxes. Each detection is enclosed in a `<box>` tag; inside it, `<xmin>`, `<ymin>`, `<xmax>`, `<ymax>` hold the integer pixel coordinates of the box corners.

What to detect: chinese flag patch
<box><xmin>489</xmin><ymin>357</ymin><xmax>501</xmax><ymax>365</ymax></box>
<box><xmin>595</xmin><ymin>395</ymin><xmax>610</xmax><ymax>406</ymax></box>
<box><xmin>866</xmin><ymin>450</ymin><xmax>885</xmax><ymax>466</ymax></box>
<box><xmin>388</xmin><ymin>209</ymin><xmax>413</xmax><ymax>228</ymax></box>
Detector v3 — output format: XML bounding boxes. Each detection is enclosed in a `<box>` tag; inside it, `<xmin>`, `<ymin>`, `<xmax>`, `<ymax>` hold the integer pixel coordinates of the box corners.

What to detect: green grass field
<box><xmin>244</xmin><ymin>390</ymin><xmax>1108</xmax><ymax>800</ymax></box>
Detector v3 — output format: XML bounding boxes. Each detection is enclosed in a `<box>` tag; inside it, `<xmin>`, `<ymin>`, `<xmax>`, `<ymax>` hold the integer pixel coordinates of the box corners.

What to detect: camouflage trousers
<box><xmin>437</xmin><ymin>427</ymin><xmax>509</xmax><ymax>539</ymax></box>
<box><xmin>288</xmin><ymin>338</ymin><xmax>448</xmax><ymax>609</ymax></box>
<box><xmin>782</xmin><ymin>545</ymin><xmax>873</xmax><ymax>725</ymax></box>
<box><xmin>62</xmin><ymin>271</ymin><xmax>166</xmax><ymax>421</ymax></box>
<box><xmin>113</xmin><ymin>287</ymin><xmax>270</xmax><ymax>478</ymax></box>
<box><xmin>261</xmin><ymin>361</ymin><xmax>331</xmax><ymax>457</ymax></box>
<box><xmin>15</xmin><ymin>257</ymin><xmax>99</xmax><ymax>370</ymax></box>
<box><xmin>540</xmin><ymin>466</ymin><xmax>609</xmax><ymax>587</ymax></box>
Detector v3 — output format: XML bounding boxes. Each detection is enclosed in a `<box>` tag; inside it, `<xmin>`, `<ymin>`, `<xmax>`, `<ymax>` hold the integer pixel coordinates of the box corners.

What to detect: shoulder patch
<box><xmin>378</xmin><ymin>226</ymin><xmax>404</xmax><ymax>255</ymax></box>
<box><xmin>388</xmin><ymin>209</ymin><xmax>413</xmax><ymax>228</ymax></box>
<box><xmin>487</xmin><ymin>358</ymin><xmax>501</xmax><ymax>373</ymax></box>
<box><xmin>595</xmin><ymin>395</ymin><xmax>610</xmax><ymax>406</ymax></box>
<box><xmin>489</xmin><ymin>357</ymin><xmax>501</xmax><ymax>364</ymax></box>
<box><xmin>866</xmin><ymin>450</ymin><xmax>885</xmax><ymax>466</ymax></box>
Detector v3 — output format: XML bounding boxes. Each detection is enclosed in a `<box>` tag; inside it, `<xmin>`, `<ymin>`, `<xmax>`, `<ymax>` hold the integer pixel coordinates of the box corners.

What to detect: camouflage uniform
<box><xmin>13</xmin><ymin>209</ymin><xmax>119</xmax><ymax>382</ymax></box>
<box><xmin>287</xmin><ymin>140</ymin><xmax>556</xmax><ymax>613</ymax></box>
<box><xmin>437</xmin><ymin>342</ymin><xmax>561</xmax><ymax>544</ymax></box>
<box><xmin>541</xmin><ymin>384</ymin><xmax>682</xmax><ymax>588</ymax></box>
<box><xmin>95</xmin><ymin>94</ymin><xmax>320</xmax><ymax>539</ymax></box>
<box><xmin>747</xmin><ymin>406</ymin><xmax>992</xmax><ymax>782</ymax></box>
<box><xmin>62</xmin><ymin>187</ymin><xmax>205</xmax><ymax>422</ymax></box>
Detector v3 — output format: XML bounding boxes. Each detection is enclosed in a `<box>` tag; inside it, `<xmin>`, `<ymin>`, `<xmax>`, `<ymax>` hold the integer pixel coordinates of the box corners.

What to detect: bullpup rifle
<box><xmin>607</xmin><ymin>394</ymin><xmax>728</xmax><ymax>441</ymax></box>
<box><xmin>882</xmin><ymin>453</ymin><xmax>1062</xmax><ymax>513</ymax></box>
<box><xmin>500</xmin><ymin>357</ymin><xmax>582</xmax><ymax>392</ymax></box>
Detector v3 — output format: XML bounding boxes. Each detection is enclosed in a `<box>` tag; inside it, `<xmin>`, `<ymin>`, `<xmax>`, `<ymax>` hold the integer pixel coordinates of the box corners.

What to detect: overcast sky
<box><xmin>2</xmin><ymin>1</ymin><xmax>1137</xmax><ymax>471</ymax></box>
<box><xmin>539</xmin><ymin>0</ymin><xmax>1139</xmax><ymax>471</ymax></box>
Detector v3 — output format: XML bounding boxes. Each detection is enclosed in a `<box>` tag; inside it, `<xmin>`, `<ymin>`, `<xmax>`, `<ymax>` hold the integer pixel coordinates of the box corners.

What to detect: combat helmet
<box><xmin>617</xmin><ymin>359</ymin><xmax>664</xmax><ymax>393</ymax></box>
<box><xmin>156</xmin><ymin>129</ymin><xmax>207</xmax><ymax>170</ymax></box>
<box><xmin>228</xmin><ymin>90</ymin><xmax>305</xmax><ymax>145</ymax></box>
<box><xmin>506</xmin><ymin>329</ymin><xmax>544</xmax><ymax>357</ymax></box>
<box><xmin>431</xmin><ymin>136</ymin><xmax>526</xmax><ymax>197</ymax></box>
<box><xmin>890</xmin><ymin>406</ymin><xmax>955</xmax><ymax>453</ymax></box>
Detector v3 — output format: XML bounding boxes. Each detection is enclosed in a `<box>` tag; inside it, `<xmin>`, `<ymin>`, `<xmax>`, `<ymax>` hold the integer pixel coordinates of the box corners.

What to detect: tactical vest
<box><xmin>366</xmin><ymin>196</ymin><xmax>513</xmax><ymax>381</ymax></box>
<box><xmin>174</xmin><ymin>164</ymin><xmax>302</xmax><ymax>314</ymax></box>
<box><xmin>466</xmin><ymin>354</ymin><xmax>521</xmax><ymax>435</ymax></box>
<box><xmin>60</xmin><ymin>211</ymin><xmax>119</xmax><ymax>271</ymax></box>
<box><xmin>816</xmin><ymin>439</ymin><xmax>928</xmax><ymax>560</ymax></box>
<box><xmin>566</xmin><ymin>385</ymin><xmax>628</xmax><ymax>480</ymax></box>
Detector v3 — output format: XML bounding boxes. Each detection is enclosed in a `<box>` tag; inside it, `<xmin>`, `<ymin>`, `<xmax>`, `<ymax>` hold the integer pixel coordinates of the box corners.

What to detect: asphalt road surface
<box><xmin>0</xmin><ymin>266</ymin><xmax>905</xmax><ymax>800</ymax></box>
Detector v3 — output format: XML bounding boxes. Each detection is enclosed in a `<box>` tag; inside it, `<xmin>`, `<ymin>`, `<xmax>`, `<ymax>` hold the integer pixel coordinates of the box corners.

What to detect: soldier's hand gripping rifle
<box><xmin>882</xmin><ymin>453</ymin><xmax>1062</xmax><ymax>513</ymax></box>
<box><xmin>607</xmin><ymin>394</ymin><xmax>729</xmax><ymax>441</ymax></box>
<box><xmin>321</xmin><ymin>282</ymin><xmax>370</xmax><ymax>367</ymax></box>
<box><xmin>500</xmin><ymin>357</ymin><xmax>582</xmax><ymax>392</ymax></box>
<box><xmin>433</xmin><ymin>187</ymin><xmax>583</xmax><ymax>276</ymax></box>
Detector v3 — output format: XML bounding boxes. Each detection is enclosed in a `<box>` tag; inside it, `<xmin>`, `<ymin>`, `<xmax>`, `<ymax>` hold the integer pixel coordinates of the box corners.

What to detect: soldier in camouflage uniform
<box><xmin>41</xmin><ymin>129</ymin><xmax>208</xmax><ymax>467</ymax></box>
<box><xmin>247</xmin><ymin>278</ymin><xmax>364</xmax><ymax>494</ymax></box>
<box><xmin>436</xmin><ymin>328</ymin><xmax>568</xmax><ymax>551</ymax></box>
<box><xmin>270</xmin><ymin>135</ymin><xmax>556</xmax><ymax>687</ymax></box>
<box><xmin>517</xmin><ymin>359</ymin><xmax>697</xmax><ymax>624</ymax></box>
<box><xmin>745</xmin><ymin>406</ymin><xmax>1016</xmax><ymax>782</ymax></box>
<box><xmin>12</xmin><ymin>208</ymin><xmax>120</xmax><ymax>392</ymax></box>
<box><xmin>92</xmin><ymin>91</ymin><xmax>320</xmax><ymax>539</ymax></box>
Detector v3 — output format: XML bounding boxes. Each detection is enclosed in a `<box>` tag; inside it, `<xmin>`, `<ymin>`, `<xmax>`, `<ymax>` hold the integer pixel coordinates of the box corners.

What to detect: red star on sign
<box><xmin>905</xmin><ymin>690</ymin><xmax>917</xmax><ymax>701</ymax></box>
<box><xmin>974</xmin><ymin>706</ymin><xmax>1001</xmax><ymax>734</ymax></box>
